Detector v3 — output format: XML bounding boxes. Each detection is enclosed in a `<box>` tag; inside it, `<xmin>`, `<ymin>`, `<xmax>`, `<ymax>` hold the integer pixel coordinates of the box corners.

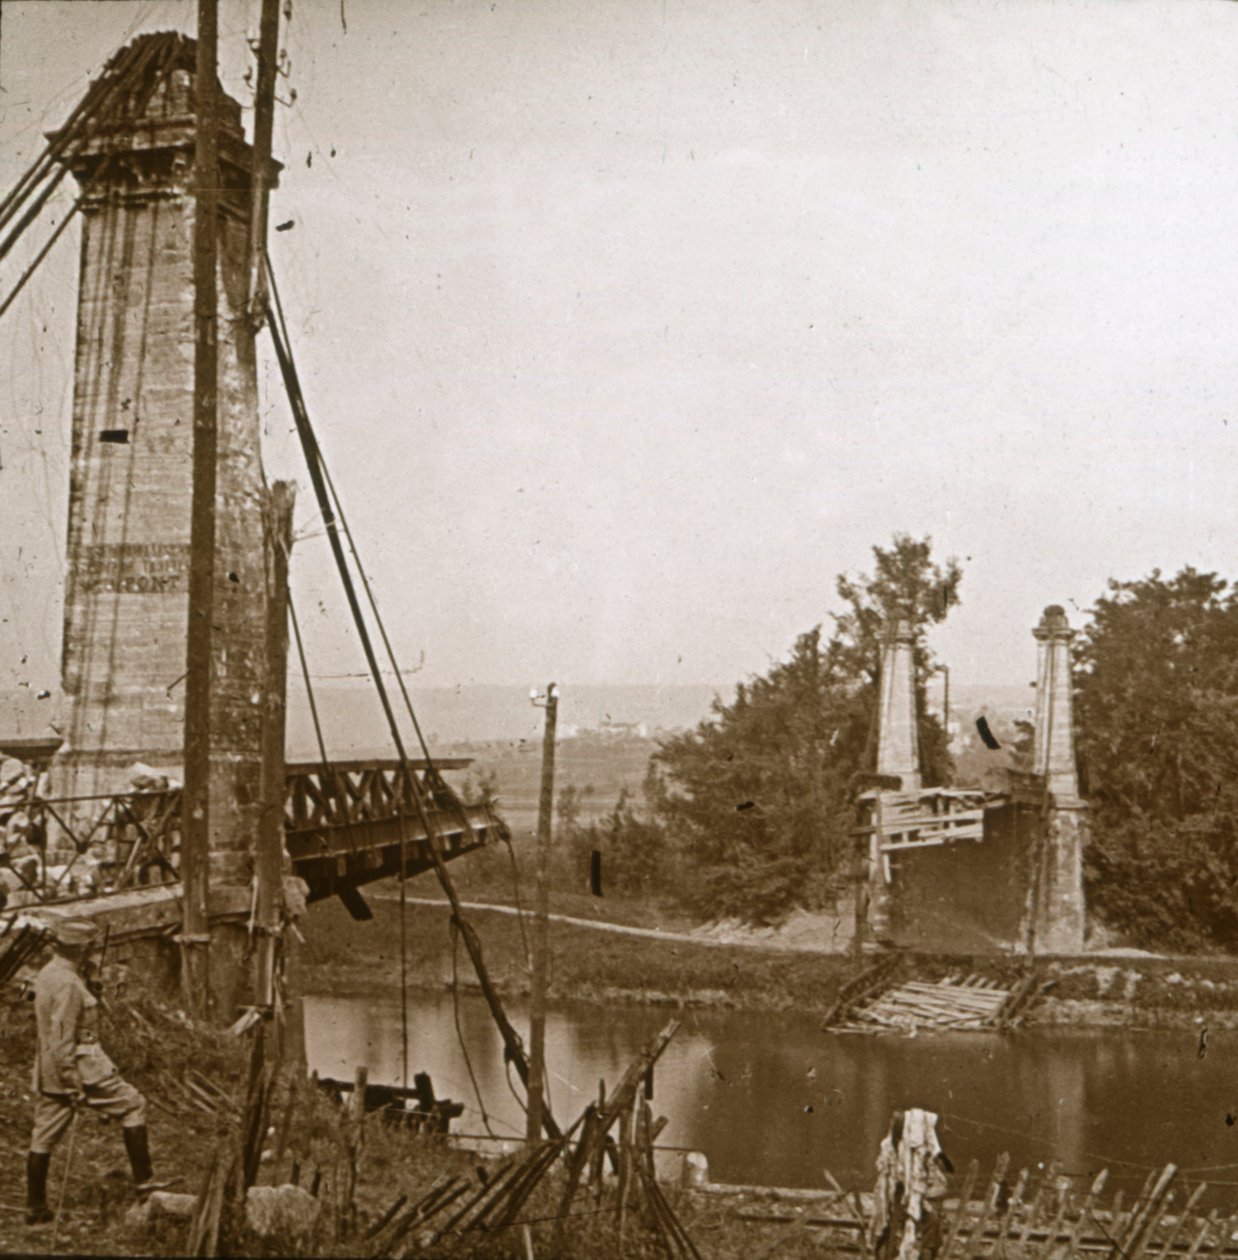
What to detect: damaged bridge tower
<box><xmin>863</xmin><ymin>614</ymin><xmax>923</xmax><ymax>943</ymax></box>
<box><xmin>1026</xmin><ymin>605</ymin><xmax>1087</xmax><ymax>954</ymax></box>
<box><xmin>875</xmin><ymin>614</ymin><xmax>921</xmax><ymax>795</ymax></box>
<box><xmin>51</xmin><ymin>35</ymin><xmax>280</xmax><ymax>953</ymax></box>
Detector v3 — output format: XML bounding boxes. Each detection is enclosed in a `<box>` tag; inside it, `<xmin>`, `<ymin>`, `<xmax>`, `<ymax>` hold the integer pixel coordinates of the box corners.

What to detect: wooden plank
<box><xmin>1035</xmin><ymin>1166</ymin><xmax>1074</xmax><ymax>1259</ymax></box>
<box><xmin>1184</xmin><ymin>1207</ymin><xmax>1220</xmax><ymax>1258</ymax></box>
<box><xmin>1160</xmin><ymin>1183</ymin><xmax>1209</xmax><ymax>1258</ymax></box>
<box><xmin>1062</xmin><ymin>1168</ymin><xmax>1109</xmax><ymax>1256</ymax></box>
<box><xmin>1118</xmin><ymin>1164</ymin><xmax>1178</xmax><ymax>1254</ymax></box>
<box><xmin>996</xmin><ymin>1167</ymin><xmax>1030</xmax><ymax>1251</ymax></box>
<box><xmin>1115</xmin><ymin>1170</ymin><xmax>1159</xmax><ymax>1250</ymax></box>
<box><xmin>1133</xmin><ymin>1186</ymin><xmax>1178</xmax><ymax>1260</ymax></box>
<box><xmin>886</xmin><ymin>986</ymin><xmax>1004</xmax><ymax>1007</ymax></box>
<box><xmin>1013</xmin><ymin>1161</ymin><xmax>1060</xmax><ymax>1249</ymax></box>
<box><xmin>941</xmin><ymin>1158</ymin><xmax>980</xmax><ymax>1259</ymax></box>
<box><xmin>967</xmin><ymin>1151</ymin><xmax>1009</xmax><ymax>1258</ymax></box>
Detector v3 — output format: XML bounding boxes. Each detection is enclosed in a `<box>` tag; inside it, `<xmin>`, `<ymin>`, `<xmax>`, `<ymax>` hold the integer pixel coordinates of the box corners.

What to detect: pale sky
<box><xmin>2</xmin><ymin>0</ymin><xmax>1236</xmax><ymax>698</ymax></box>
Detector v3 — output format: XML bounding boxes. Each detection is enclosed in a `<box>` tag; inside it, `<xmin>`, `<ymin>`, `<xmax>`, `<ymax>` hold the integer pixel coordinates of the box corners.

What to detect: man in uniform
<box><xmin>25</xmin><ymin>917</ymin><xmax>167</xmax><ymax>1225</ymax></box>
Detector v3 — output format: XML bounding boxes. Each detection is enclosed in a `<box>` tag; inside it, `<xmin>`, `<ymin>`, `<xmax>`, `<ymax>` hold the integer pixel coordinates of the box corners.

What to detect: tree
<box><xmin>649</xmin><ymin>534</ymin><xmax>962</xmax><ymax>922</ymax></box>
<box><xmin>1075</xmin><ymin>567</ymin><xmax>1238</xmax><ymax>951</ymax></box>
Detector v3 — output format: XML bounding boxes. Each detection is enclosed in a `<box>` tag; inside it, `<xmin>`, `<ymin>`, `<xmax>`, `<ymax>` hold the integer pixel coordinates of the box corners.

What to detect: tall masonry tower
<box><xmin>52</xmin><ymin>34</ymin><xmax>278</xmax><ymax>884</ymax></box>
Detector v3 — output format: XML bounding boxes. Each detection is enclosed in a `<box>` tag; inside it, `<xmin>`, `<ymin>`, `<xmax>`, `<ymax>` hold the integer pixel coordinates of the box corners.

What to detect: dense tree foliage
<box><xmin>1076</xmin><ymin>567</ymin><xmax>1238</xmax><ymax>951</ymax></box>
<box><xmin>625</xmin><ymin>535</ymin><xmax>964</xmax><ymax>922</ymax></box>
<box><xmin>556</xmin><ymin>780</ymin><xmax>664</xmax><ymax>897</ymax></box>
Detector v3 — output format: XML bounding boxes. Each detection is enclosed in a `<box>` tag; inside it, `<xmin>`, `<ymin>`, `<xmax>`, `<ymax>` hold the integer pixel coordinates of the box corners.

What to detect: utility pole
<box><xmin>182</xmin><ymin>0</ymin><xmax>220</xmax><ymax>1019</ymax></box>
<box><xmin>852</xmin><ymin>792</ymin><xmax>870</xmax><ymax>970</ymax></box>
<box><xmin>256</xmin><ymin>482</ymin><xmax>294</xmax><ymax>1012</ymax></box>
<box><xmin>245</xmin><ymin>0</ymin><xmax>281</xmax><ymax>319</ymax></box>
<box><xmin>526</xmin><ymin>682</ymin><xmax>558</xmax><ymax>1142</ymax></box>
<box><xmin>248</xmin><ymin>0</ymin><xmax>285</xmax><ymax>1030</ymax></box>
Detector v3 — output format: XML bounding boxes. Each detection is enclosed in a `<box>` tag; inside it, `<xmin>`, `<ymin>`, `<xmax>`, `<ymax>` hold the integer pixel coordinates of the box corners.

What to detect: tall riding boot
<box><xmin>122</xmin><ymin>1125</ymin><xmax>154</xmax><ymax>1190</ymax></box>
<box><xmin>25</xmin><ymin>1151</ymin><xmax>52</xmax><ymax>1225</ymax></box>
<box><xmin>122</xmin><ymin>1124</ymin><xmax>177</xmax><ymax>1195</ymax></box>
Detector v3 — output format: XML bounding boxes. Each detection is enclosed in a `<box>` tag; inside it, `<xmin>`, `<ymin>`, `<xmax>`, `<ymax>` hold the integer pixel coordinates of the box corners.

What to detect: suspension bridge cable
<box><xmin>311</xmin><ymin>393</ymin><xmax>497</xmax><ymax>868</ymax></box>
<box><xmin>287</xmin><ymin>593</ymin><xmax>364</xmax><ymax>858</ymax></box>
<box><xmin>317</xmin><ymin>448</ymin><xmax>500</xmax><ymax>925</ymax></box>
<box><xmin>0</xmin><ymin>34</ymin><xmax>164</xmax><ymax>247</ymax></box>
<box><xmin>0</xmin><ymin>34</ymin><xmax>147</xmax><ymax>223</ymax></box>
<box><xmin>0</xmin><ymin>202</ymin><xmax>79</xmax><ymax>323</ymax></box>
<box><xmin>288</xmin><ymin>597</ymin><xmax>329</xmax><ymax>771</ymax></box>
<box><xmin>318</xmin><ymin>456</ymin><xmax>434</xmax><ymax>763</ymax></box>
<box><xmin>451</xmin><ymin>919</ymin><xmax>497</xmax><ymax>1138</ymax></box>
<box><xmin>398</xmin><ymin>824</ymin><xmax>410</xmax><ymax>1094</ymax></box>
<box><xmin>264</xmin><ymin>255</ymin><xmax>560</xmax><ymax>1138</ymax></box>
<box><xmin>0</xmin><ymin>34</ymin><xmax>182</xmax><ymax>313</ymax></box>
<box><xmin>266</xmin><ymin>255</ymin><xmax>427</xmax><ymax>1100</ymax></box>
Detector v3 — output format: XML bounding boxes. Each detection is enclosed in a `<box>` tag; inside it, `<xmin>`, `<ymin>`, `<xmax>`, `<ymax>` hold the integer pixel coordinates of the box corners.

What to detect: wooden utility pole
<box><xmin>182</xmin><ymin>0</ymin><xmax>221</xmax><ymax>1019</ymax></box>
<box><xmin>249</xmin><ymin>0</ymin><xmax>286</xmax><ymax>1022</ymax></box>
<box><xmin>245</xmin><ymin>0</ymin><xmax>281</xmax><ymax>318</ymax></box>
<box><xmin>852</xmin><ymin>795</ymin><xmax>869</xmax><ymax>970</ymax></box>
<box><xmin>526</xmin><ymin>682</ymin><xmax>558</xmax><ymax>1142</ymax></box>
<box><xmin>256</xmin><ymin>482</ymin><xmax>294</xmax><ymax>1010</ymax></box>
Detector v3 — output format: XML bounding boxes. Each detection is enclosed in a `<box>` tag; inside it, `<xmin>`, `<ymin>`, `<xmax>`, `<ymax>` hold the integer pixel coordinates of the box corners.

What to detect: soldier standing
<box><xmin>25</xmin><ymin>917</ymin><xmax>168</xmax><ymax>1226</ymax></box>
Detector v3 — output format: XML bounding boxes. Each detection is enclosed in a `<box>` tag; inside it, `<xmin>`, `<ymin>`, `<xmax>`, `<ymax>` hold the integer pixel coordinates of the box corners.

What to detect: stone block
<box><xmin>244</xmin><ymin>1184</ymin><xmax>321</xmax><ymax>1245</ymax></box>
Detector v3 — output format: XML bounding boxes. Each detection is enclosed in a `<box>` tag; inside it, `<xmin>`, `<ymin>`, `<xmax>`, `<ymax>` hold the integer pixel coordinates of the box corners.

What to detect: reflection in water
<box><xmin>305</xmin><ymin>992</ymin><xmax>1237</xmax><ymax>1191</ymax></box>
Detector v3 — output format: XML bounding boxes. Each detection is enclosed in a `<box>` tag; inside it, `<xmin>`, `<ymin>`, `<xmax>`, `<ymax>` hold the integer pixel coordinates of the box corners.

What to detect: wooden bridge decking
<box><xmin>1</xmin><ymin>757</ymin><xmax>509</xmax><ymax>920</ymax></box>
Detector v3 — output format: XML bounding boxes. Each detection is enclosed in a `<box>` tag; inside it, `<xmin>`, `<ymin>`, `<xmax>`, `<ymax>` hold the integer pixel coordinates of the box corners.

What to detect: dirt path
<box><xmin>378</xmin><ymin>894</ymin><xmax>842</xmax><ymax>953</ymax></box>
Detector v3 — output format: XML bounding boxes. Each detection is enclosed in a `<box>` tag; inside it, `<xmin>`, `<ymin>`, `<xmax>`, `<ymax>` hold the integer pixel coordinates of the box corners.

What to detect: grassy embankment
<box><xmin>1034</xmin><ymin>956</ymin><xmax>1238</xmax><ymax>1029</ymax></box>
<box><xmin>299</xmin><ymin>872</ymin><xmax>852</xmax><ymax>1012</ymax></box>
<box><xmin>298</xmin><ymin>854</ymin><xmax>1238</xmax><ymax>1025</ymax></box>
<box><xmin>0</xmin><ymin>982</ymin><xmax>845</xmax><ymax>1259</ymax></box>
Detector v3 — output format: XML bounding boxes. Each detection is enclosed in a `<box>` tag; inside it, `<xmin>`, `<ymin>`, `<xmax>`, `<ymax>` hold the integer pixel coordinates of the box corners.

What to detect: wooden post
<box><xmin>1158</xmin><ymin>1181</ymin><xmax>1206</xmax><ymax>1258</ymax></box>
<box><xmin>966</xmin><ymin>1151</ymin><xmax>1009</xmax><ymax>1257</ymax></box>
<box><xmin>245</xmin><ymin>0</ymin><xmax>280</xmax><ymax>318</ymax></box>
<box><xmin>341</xmin><ymin>1064</ymin><xmax>368</xmax><ymax>1238</ymax></box>
<box><xmin>256</xmin><ymin>483</ymin><xmax>294</xmax><ymax>1010</ymax></box>
<box><xmin>852</xmin><ymin>793</ymin><xmax>870</xmax><ymax>969</ymax></box>
<box><xmin>182</xmin><ymin>0</ymin><xmax>221</xmax><ymax>1021</ymax></box>
<box><xmin>940</xmin><ymin>1158</ymin><xmax>979</xmax><ymax>1259</ymax></box>
<box><xmin>526</xmin><ymin>682</ymin><xmax>558</xmax><ymax>1141</ymax></box>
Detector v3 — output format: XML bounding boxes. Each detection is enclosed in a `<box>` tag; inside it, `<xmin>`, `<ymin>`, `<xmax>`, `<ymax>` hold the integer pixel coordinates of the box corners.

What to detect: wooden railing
<box><xmin>0</xmin><ymin>757</ymin><xmax>503</xmax><ymax>907</ymax></box>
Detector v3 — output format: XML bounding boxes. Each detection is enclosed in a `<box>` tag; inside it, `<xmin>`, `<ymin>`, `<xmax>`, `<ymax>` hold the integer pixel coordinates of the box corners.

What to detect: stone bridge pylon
<box><xmin>1025</xmin><ymin>604</ymin><xmax>1087</xmax><ymax>954</ymax></box>
<box><xmin>861</xmin><ymin>604</ymin><xmax>1087</xmax><ymax>956</ymax></box>
<box><xmin>51</xmin><ymin>33</ymin><xmax>273</xmax><ymax>897</ymax></box>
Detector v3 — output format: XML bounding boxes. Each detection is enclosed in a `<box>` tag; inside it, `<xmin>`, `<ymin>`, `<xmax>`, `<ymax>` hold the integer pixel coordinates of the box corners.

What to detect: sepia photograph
<box><xmin>1</xmin><ymin>0</ymin><xmax>1237</xmax><ymax>1255</ymax></box>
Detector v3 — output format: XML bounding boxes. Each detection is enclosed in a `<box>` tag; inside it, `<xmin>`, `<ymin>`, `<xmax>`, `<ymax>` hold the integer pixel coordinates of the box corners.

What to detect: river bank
<box><xmin>298</xmin><ymin>884</ymin><xmax>853</xmax><ymax>1012</ymax></box>
<box><xmin>297</xmin><ymin>878</ymin><xmax>1238</xmax><ymax>1029</ymax></box>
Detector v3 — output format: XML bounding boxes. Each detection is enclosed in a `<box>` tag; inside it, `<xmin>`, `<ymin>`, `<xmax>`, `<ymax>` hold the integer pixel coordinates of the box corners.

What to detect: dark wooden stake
<box><xmin>526</xmin><ymin>681</ymin><xmax>558</xmax><ymax>1142</ymax></box>
<box><xmin>182</xmin><ymin>0</ymin><xmax>221</xmax><ymax>1020</ymax></box>
<box><xmin>245</xmin><ymin>0</ymin><xmax>280</xmax><ymax>320</ymax></box>
<box><xmin>257</xmin><ymin>482</ymin><xmax>294</xmax><ymax>1010</ymax></box>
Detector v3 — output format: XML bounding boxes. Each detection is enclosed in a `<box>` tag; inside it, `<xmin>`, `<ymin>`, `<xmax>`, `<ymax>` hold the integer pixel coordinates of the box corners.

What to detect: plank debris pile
<box><xmin>834</xmin><ymin>973</ymin><xmax>1011</xmax><ymax>1032</ymax></box>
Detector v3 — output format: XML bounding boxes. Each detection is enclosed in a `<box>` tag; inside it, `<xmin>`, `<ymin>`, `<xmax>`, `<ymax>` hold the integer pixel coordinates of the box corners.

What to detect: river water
<box><xmin>305</xmin><ymin>991</ymin><xmax>1238</xmax><ymax>1192</ymax></box>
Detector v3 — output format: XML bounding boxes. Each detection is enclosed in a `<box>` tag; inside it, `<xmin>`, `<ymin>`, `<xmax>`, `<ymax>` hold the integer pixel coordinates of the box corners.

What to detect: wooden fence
<box><xmin>738</xmin><ymin>1154</ymin><xmax>1238</xmax><ymax>1258</ymax></box>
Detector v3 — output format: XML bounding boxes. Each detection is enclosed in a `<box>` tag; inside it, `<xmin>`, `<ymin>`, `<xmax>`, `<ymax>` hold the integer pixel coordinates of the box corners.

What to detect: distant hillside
<box><xmin>1</xmin><ymin>679</ymin><xmax>1038</xmax><ymax>767</ymax></box>
<box><xmin>285</xmin><ymin>682</ymin><xmax>723</xmax><ymax>760</ymax></box>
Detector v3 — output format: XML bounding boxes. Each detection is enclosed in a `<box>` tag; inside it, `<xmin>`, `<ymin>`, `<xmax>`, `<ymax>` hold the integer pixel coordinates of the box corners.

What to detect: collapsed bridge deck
<box><xmin>1</xmin><ymin>757</ymin><xmax>507</xmax><ymax>922</ymax></box>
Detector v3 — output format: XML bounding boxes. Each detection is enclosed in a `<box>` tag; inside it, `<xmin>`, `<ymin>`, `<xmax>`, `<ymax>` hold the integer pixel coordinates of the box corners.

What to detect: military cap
<box><xmin>50</xmin><ymin>918</ymin><xmax>100</xmax><ymax>947</ymax></box>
